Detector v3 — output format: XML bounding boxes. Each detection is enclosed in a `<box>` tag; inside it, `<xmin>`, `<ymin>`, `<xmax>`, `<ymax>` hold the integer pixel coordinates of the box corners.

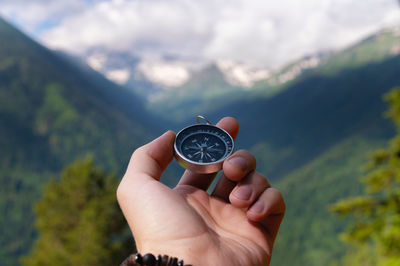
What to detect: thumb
<box><xmin>117</xmin><ymin>130</ymin><xmax>177</xmax><ymax>238</ymax></box>
<box><xmin>125</xmin><ymin>130</ymin><xmax>176</xmax><ymax>182</ymax></box>
<box><xmin>117</xmin><ymin>130</ymin><xmax>176</xmax><ymax>204</ymax></box>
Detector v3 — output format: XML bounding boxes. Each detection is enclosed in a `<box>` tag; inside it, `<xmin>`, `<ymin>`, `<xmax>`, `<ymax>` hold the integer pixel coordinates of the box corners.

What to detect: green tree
<box><xmin>22</xmin><ymin>158</ymin><xmax>134</xmax><ymax>266</ymax></box>
<box><xmin>331</xmin><ymin>88</ymin><xmax>400</xmax><ymax>266</ymax></box>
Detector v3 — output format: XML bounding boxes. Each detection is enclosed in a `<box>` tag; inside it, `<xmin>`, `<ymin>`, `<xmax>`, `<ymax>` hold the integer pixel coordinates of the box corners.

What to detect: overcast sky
<box><xmin>1</xmin><ymin>0</ymin><xmax>399</xmax><ymax>68</ymax></box>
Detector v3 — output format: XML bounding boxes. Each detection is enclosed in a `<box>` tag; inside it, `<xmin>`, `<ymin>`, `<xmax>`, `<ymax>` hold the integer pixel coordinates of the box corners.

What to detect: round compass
<box><xmin>174</xmin><ymin>116</ymin><xmax>234</xmax><ymax>174</ymax></box>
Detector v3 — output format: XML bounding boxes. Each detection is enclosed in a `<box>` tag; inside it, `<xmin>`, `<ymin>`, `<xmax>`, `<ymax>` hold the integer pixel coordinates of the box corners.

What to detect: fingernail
<box><xmin>234</xmin><ymin>185</ymin><xmax>252</xmax><ymax>200</ymax></box>
<box><xmin>249</xmin><ymin>201</ymin><xmax>264</xmax><ymax>214</ymax></box>
<box><xmin>228</xmin><ymin>157</ymin><xmax>247</xmax><ymax>172</ymax></box>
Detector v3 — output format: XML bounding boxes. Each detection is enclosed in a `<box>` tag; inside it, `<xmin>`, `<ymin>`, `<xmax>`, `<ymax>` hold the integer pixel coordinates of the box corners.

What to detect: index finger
<box><xmin>176</xmin><ymin>117</ymin><xmax>239</xmax><ymax>190</ymax></box>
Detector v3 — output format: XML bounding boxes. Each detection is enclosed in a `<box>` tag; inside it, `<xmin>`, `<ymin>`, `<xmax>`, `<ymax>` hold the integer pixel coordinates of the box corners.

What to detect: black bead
<box><xmin>177</xmin><ymin>260</ymin><xmax>184</xmax><ymax>266</ymax></box>
<box><xmin>134</xmin><ymin>253</ymin><xmax>143</xmax><ymax>265</ymax></box>
<box><xmin>168</xmin><ymin>257</ymin><xmax>178</xmax><ymax>266</ymax></box>
<box><xmin>161</xmin><ymin>255</ymin><xmax>169</xmax><ymax>265</ymax></box>
<box><xmin>155</xmin><ymin>255</ymin><xmax>162</xmax><ymax>266</ymax></box>
<box><xmin>143</xmin><ymin>253</ymin><xmax>157</xmax><ymax>266</ymax></box>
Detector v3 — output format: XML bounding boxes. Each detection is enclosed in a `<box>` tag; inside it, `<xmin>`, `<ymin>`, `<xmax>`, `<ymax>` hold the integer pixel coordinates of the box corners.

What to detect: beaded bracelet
<box><xmin>120</xmin><ymin>252</ymin><xmax>192</xmax><ymax>266</ymax></box>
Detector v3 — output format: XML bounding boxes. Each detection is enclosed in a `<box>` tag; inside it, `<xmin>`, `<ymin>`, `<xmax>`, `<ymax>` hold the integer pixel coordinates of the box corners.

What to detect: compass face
<box><xmin>175</xmin><ymin>124</ymin><xmax>234</xmax><ymax>167</ymax></box>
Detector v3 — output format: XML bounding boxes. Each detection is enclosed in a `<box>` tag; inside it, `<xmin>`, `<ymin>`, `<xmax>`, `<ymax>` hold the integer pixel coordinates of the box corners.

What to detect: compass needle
<box><xmin>193</xmin><ymin>151</ymin><xmax>201</xmax><ymax>156</ymax></box>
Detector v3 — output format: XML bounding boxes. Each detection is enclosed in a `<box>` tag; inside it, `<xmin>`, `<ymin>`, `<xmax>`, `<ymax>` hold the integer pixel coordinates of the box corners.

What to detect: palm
<box><xmin>118</xmin><ymin>118</ymin><xmax>284</xmax><ymax>266</ymax></box>
<box><xmin>177</xmin><ymin>186</ymin><xmax>271</xmax><ymax>266</ymax></box>
<box><xmin>131</xmin><ymin>182</ymin><xmax>272</xmax><ymax>266</ymax></box>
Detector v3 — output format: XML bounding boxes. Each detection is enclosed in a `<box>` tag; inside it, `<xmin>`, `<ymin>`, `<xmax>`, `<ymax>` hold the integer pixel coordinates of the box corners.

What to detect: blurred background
<box><xmin>1</xmin><ymin>0</ymin><xmax>400</xmax><ymax>265</ymax></box>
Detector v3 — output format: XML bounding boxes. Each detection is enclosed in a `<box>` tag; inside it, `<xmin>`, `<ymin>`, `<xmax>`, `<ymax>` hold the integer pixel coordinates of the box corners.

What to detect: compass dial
<box><xmin>174</xmin><ymin>124</ymin><xmax>234</xmax><ymax>173</ymax></box>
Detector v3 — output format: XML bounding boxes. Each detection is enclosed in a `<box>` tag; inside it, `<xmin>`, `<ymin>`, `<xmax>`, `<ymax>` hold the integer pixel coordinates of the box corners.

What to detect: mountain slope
<box><xmin>148</xmin><ymin>63</ymin><xmax>245</xmax><ymax>122</ymax></box>
<box><xmin>203</xmin><ymin>44</ymin><xmax>400</xmax><ymax>265</ymax></box>
<box><xmin>206</xmin><ymin>55</ymin><xmax>400</xmax><ymax>180</ymax></box>
<box><xmin>151</xmin><ymin>27</ymin><xmax>400</xmax><ymax>125</ymax></box>
<box><xmin>272</xmin><ymin>135</ymin><xmax>386</xmax><ymax>265</ymax></box>
<box><xmin>0</xmin><ymin>17</ymin><xmax>158</xmax><ymax>265</ymax></box>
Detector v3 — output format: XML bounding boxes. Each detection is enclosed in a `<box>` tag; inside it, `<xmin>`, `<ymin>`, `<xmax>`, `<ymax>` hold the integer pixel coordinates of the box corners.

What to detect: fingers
<box><xmin>176</xmin><ymin>117</ymin><xmax>239</xmax><ymax>190</ymax></box>
<box><xmin>117</xmin><ymin>130</ymin><xmax>176</xmax><ymax>229</ymax></box>
<box><xmin>211</xmin><ymin>150</ymin><xmax>257</xmax><ymax>200</ymax></box>
<box><xmin>223</xmin><ymin>150</ymin><xmax>257</xmax><ymax>182</ymax></box>
<box><xmin>229</xmin><ymin>171</ymin><xmax>270</xmax><ymax>209</ymax></box>
<box><xmin>217</xmin><ymin>152</ymin><xmax>285</xmax><ymax>242</ymax></box>
<box><xmin>247</xmin><ymin>188</ymin><xmax>286</xmax><ymax>241</ymax></box>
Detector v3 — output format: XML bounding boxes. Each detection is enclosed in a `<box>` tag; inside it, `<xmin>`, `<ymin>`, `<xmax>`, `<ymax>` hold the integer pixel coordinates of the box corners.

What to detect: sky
<box><xmin>1</xmin><ymin>0</ymin><xmax>400</xmax><ymax>69</ymax></box>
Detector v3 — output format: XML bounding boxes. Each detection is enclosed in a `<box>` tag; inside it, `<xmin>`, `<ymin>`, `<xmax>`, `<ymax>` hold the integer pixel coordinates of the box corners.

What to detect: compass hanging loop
<box><xmin>196</xmin><ymin>115</ymin><xmax>212</xmax><ymax>125</ymax></box>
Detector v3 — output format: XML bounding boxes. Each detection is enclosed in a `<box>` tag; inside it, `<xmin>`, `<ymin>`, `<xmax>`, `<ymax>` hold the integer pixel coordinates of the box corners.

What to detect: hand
<box><xmin>117</xmin><ymin>117</ymin><xmax>285</xmax><ymax>266</ymax></box>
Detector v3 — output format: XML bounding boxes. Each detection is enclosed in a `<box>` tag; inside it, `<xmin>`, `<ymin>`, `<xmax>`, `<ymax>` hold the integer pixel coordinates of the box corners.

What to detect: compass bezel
<box><xmin>174</xmin><ymin>124</ymin><xmax>234</xmax><ymax>173</ymax></box>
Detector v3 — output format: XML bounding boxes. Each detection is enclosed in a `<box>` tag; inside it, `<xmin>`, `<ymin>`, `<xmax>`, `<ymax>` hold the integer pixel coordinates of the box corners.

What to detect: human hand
<box><xmin>117</xmin><ymin>117</ymin><xmax>285</xmax><ymax>266</ymax></box>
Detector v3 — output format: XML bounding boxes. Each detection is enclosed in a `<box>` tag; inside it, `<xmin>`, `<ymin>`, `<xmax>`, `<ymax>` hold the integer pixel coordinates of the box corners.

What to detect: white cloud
<box><xmin>204</xmin><ymin>0</ymin><xmax>400</xmax><ymax>67</ymax></box>
<box><xmin>0</xmin><ymin>0</ymin><xmax>86</xmax><ymax>35</ymax></box>
<box><xmin>1</xmin><ymin>0</ymin><xmax>399</xmax><ymax>68</ymax></box>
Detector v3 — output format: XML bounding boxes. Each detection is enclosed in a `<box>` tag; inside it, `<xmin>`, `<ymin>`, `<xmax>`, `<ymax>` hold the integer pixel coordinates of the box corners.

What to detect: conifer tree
<box><xmin>331</xmin><ymin>88</ymin><xmax>400</xmax><ymax>265</ymax></box>
<box><xmin>22</xmin><ymin>158</ymin><xmax>134</xmax><ymax>265</ymax></box>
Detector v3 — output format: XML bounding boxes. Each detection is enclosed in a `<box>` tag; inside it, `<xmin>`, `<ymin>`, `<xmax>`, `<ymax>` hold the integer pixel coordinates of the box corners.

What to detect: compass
<box><xmin>174</xmin><ymin>116</ymin><xmax>234</xmax><ymax>174</ymax></box>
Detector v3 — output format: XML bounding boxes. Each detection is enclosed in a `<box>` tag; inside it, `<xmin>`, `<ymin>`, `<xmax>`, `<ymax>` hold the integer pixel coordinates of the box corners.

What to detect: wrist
<box><xmin>121</xmin><ymin>252</ymin><xmax>192</xmax><ymax>266</ymax></box>
<box><xmin>137</xmin><ymin>239</ymin><xmax>217</xmax><ymax>266</ymax></box>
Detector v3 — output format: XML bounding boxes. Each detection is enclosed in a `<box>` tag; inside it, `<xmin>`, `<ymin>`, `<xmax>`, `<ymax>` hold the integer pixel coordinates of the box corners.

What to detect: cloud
<box><xmin>0</xmin><ymin>0</ymin><xmax>86</xmax><ymax>35</ymax></box>
<box><xmin>1</xmin><ymin>0</ymin><xmax>399</xmax><ymax>68</ymax></box>
<box><xmin>203</xmin><ymin>0</ymin><xmax>400</xmax><ymax>67</ymax></box>
<box><xmin>37</xmin><ymin>0</ymin><xmax>214</xmax><ymax>58</ymax></box>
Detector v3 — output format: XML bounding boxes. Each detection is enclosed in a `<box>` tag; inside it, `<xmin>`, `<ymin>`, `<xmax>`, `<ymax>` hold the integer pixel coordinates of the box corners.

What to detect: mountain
<box><xmin>148</xmin><ymin>63</ymin><xmax>247</xmax><ymax>122</ymax></box>
<box><xmin>200</xmin><ymin>30</ymin><xmax>400</xmax><ymax>265</ymax></box>
<box><xmin>80</xmin><ymin>49</ymin><xmax>271</xmax><ymax>122</ymax></box>
<box><xmin>151</xmin><ymin>27</ymin><xmax>400</xmax><ymax>125</ymax></box>
<box><xmin>2</xmin><ymin>13</ymin><xmax>400</xmax><ymax>266</ymax></box>
<box><xmin>0</xmin><ymin>17</ymin><xmax>163</xmax><ymax>266</ymax></box>
<box><xmin>81</xmin><ymin>27</ymin><xmax>400</xmax><ymax>126</ymax></box>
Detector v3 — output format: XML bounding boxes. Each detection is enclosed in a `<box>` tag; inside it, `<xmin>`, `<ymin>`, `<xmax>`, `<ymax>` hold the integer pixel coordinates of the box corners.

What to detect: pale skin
<box><xmin>117</xmin><ymin>117</ymin><xmax>285</xmax><ymax>266</ymax></box>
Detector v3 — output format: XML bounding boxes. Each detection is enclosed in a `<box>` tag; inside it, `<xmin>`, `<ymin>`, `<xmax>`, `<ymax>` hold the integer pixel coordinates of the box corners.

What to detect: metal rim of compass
<box><xmin>173</xmin><ymin>116</ymin><xmax>235</xmax><ymax>174</ymax></box>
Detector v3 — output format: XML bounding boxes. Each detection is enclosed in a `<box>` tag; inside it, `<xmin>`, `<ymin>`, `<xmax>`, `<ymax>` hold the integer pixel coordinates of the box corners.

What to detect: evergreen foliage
<box><xmin>0</xmin><ymin>17</ymin><xmax>154</xmax><ymax>265</ymax></box>
<box><xmin>331</xmin><ymin>88</ymin><xmax>400</xmax><ymax>265</ymax></box>
<box><xmin>272</xmin><ymin>135</ymin><xmax>386</xmax><ymax>266</ymax></box>
<box><xmin>1</xmin><ymin>15</ymin><xmax>400</xmax><ymax>266</ymax></box>
<box><xmin>22</xmin><ymin>158</ymin><xmax>134</xmax><ymax>266</ymax></box>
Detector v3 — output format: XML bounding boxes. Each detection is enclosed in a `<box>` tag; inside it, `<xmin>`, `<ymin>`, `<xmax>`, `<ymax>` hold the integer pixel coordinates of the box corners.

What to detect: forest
<box><xmin>1</xmin><ymin>16</ymin><xmax>400</xmax><ymax>265</ymax></box>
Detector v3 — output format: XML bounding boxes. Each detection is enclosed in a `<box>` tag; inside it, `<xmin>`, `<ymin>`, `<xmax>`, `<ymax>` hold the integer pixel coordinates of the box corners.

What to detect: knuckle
<box><xmin>233</xmin><ymin>150</ymin><xmax>257</xmax><ymax>168</ymax></box>
<box><xmin>129</xmin><ymin>145</ymin><xmax>147</xmax><ymax>165</ymax></box>
<box><xmin>269</xmin><ymin>188</ymin><xmax>286</xmax><ymax>211</ymax></box>
<box><xmin>116</xmin><ymin>178</ymin><xmax>128</xmax><ymax>203</ymax></box>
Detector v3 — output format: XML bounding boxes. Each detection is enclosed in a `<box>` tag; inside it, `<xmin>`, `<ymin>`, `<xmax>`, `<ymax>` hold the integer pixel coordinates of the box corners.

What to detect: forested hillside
<box><xmin>201</xmin><ymin>30</ymin><xmax>400</xmax><ymax>181</ymax></box>
<box><xmin>152</xmin><ymin>28</ymin><xmax>400</xmax><ymax>127</ymax></box>
<box><xmin>2</xmin><ymin>15</ymin><xmax>400</xmax><ymax>266</ymax></box>
<box><xmin>0</xmin><ymin>18</ymin><xmax>158</xmax><ymax>265</ymax></box>
<box><xmin>200</xmin><ymin>38</ymin><xmax>400</xmax><ymax>265</ymax></box>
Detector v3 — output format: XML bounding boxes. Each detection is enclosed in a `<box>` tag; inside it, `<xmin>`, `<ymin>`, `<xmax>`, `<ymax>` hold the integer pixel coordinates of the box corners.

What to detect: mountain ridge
<box><xmin>2</xmin><ymin>15</ymin><xmax>400</xmax><ymax>266</ymax></box>
<box><xmin>0</xmin><ymin>17</ymin><xmax>161</xmax><ymax>265</ymax></box>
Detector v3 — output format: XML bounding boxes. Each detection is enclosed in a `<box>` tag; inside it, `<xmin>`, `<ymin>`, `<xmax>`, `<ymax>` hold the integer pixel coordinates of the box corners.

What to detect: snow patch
<box><xmin>278</xmin><ymin>56</ymin><xmax>320</xmax><ymax>84</ymax></box>
<box><xmin>137</xmin><ymin>61</ymin><xmax>190</xmax><ymax>88</ymax></box>
<box><xmin>86</xmin><ymin>53</ymin><xmax>107</xmax><ymax>71</ymax></box>
<box><xmin>105</xmin><ymin>69</ymin><xmax>130</xmax><ymax>85</ymax></box>
<box><xmin>216</xmin><ymin>60</ymin><xmax>270</xmax><ymax>88</ymax></box>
